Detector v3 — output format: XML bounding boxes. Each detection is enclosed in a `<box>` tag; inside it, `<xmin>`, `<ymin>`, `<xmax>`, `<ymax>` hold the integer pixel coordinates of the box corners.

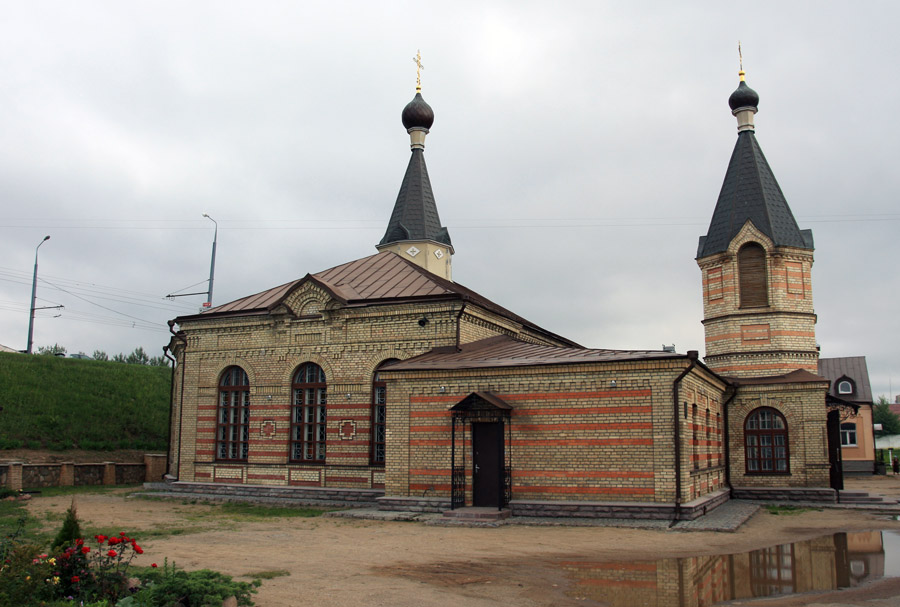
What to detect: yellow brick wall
<box><xmin>170</xmin><ymin>288</ymin><xmax>577</xmax><ymax>490</ymax></box>
<box><xmin>727</xmin><ymin>379</ymin><xmax>830</xmax><ymax>488</ymax></box>
<box><xmin>171</xmin><ymin>295</ymin><xmax>463</xmax><ymax>486</ymax></box>
<box><xmin>381</xmin><ymin>359</ymin><xmax>728</xmax><ymax>505</ymax></box>
<box><xmin>698</xmin><ymin>222</ymin><xmax>818</xmax><ymax>378</ymax></box>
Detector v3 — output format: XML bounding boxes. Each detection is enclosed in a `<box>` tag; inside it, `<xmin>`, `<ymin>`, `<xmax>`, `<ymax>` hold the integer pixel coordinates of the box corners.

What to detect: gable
<box><xmin>282</xmin><ymin>282</ymin><xmax>335</xmax><ymax>317</ymax></box>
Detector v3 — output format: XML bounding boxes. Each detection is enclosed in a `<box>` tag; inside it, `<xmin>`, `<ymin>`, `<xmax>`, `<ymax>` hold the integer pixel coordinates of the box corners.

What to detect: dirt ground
<box><xmin>18</xmin><ymin>474</ymin><xmax>900</xmax><ymax>607</ymax></box>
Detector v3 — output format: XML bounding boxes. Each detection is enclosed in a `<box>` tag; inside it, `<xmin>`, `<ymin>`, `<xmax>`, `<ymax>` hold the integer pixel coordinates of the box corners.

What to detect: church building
<box><xmin>165</xmin><ymin>67</ymin><xmax>846</xmax><ymax>519</ymax></box>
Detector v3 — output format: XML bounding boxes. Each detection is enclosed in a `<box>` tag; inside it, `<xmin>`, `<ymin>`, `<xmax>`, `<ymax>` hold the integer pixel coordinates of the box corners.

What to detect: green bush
<box><xmin>0</xmin><ymin>438</ymin><xmax>23</xmax><ymax>450</ymax></box>
<box><xmin>51</xmin><ymin>501</ymin><xmax>82</xmax><ymax>550</ymax></box>
<box><xmin>0</xmin><ymin>543</ymin><xmax>57</xmax><ymax>605</ymax></box>
<box><xmin>126</xmin><ymin>563</ymin><xmax>258</xmax><ymax>606</ymax></box>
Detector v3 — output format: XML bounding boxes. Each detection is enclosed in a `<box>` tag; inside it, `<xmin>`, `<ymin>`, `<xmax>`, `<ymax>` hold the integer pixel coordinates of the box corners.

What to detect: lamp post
<box><xmin>26</xmin><ymin>235</ymin><xmax>50</xmax><ymax>354</ymax></box>
<box><xmin>202</xmin><ymin>214</ymin><xmax>217</xmax><ymax>308</ymax></box>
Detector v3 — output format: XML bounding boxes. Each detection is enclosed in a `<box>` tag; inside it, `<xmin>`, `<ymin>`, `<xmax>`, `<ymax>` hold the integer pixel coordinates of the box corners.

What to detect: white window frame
<box><xmin>840</xmin><ymin>422</ymin><xmax>857</xmax><ymax>447</ymax></box>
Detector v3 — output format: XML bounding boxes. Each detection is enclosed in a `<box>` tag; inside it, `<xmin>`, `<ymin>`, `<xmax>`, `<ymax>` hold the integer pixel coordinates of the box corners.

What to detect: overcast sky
<box><xmin>1</xmin><ymin>1</ymin><xmax>898</xmax><ymax>399</ymax></box>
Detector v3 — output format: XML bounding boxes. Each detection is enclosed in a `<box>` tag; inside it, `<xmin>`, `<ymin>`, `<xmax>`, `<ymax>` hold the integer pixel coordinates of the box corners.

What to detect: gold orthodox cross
<box><xmin>413</xmin><ymin>50</ymin><xmax>424</xmax><ymax>91</ymax></box>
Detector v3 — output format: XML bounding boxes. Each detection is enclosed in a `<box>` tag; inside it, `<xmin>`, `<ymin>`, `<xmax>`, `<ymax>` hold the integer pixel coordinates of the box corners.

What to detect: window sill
<box><xmin>745</xmin><ymin>471</ymin><xmax>791</xmax><ymax>476</ymax></box>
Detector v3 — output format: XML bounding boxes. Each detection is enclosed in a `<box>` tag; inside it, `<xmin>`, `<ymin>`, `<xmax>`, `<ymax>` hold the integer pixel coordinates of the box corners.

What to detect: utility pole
<box><xmin>202</xmin><ymin>214</ymin><xmax>217</xmax><ymax>309</ymax></box>
<box><xmin>26</xmin><ymin>235</ymin><xmax>50</xmax><ymax>354</ymax></box>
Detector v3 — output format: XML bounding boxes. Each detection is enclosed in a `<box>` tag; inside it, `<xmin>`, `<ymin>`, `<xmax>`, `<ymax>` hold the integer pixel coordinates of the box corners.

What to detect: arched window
<box><xmin>371</xmin><ymin>359</ymin><xmax>398</xmax><ymax>466</ymax></box>
<box><xmin>291</xmin><ymin>363</ymin><xmax>327</xmax><ymax>462</ymax></box>
<box><xmin>692</xmin><ymin>404</ymin><xmax>698</xmax><ymax>470</ymax></box>
<box><xmin>837</xmin><ymin>379</ymin><xmax>854</xmax><ymax>395</ymax></box>
<box><xmin>217</xmin><ymin>366</ymin><xmax>249</xmax><ymax>461</ymax></box>
<box><xmin>745</xmin><ymin>407</ymin><xmax>789</xmax><ymax>474</ymax></box>
<box><xmin>738</xmin><ymin>243</ymin><xmax>768</xmax><ymax>308</ymax></box>
<box><xmin>840</xmin><ymin>423</ymin><xmax>857</xmax><ymax>447</ymax></box>
<box><xmin>706</xmin><ymin>408</ymin><xmax>712</xmax><ymax>468</ymax></box>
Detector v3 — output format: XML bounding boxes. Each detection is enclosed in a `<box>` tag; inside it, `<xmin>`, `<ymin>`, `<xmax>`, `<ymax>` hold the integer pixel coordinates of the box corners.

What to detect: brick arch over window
<box><xmin>217</xmin><ymin>366</ymin><xmax>250</xmax><ymax>462</ymax></box>
<box><xmin>745</xmin><ymin>407</ymin><xmax>789</xmax><ymax>474</ymax></box>
<box><xmin>370</xmin><ymin>358</ymin><xmax>400</xmax><ymax>465</ymax></box>
<box><xmin>738</xmin><ymin>243</ymin><xmax>768</xmax><ymax>308</ymax></box>
<box><xmin>290</xmin><ymin>362</ymin><xmax>327</xmax><ymax>463</ymax></box>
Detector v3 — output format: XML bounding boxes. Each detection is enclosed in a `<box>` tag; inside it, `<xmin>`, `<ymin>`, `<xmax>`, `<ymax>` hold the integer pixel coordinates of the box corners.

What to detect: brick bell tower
<box><xmin>697</xmin><ymin>69</ymin><xmax>818</xmax><ymax>378</ymax></box>
<box><xmin>377</xmin><ymin>52</ymin><xmax>454</xmax><ymax>280</ymax></box>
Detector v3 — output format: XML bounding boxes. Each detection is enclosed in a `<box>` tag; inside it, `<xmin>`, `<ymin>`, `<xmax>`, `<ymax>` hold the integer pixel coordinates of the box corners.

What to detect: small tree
<box><xmin>51</xmin><ymin>500</ymin><xmax>82</xmax><ymax>550</ymax></box>
<box><xmin>92</xmin><ymin>350</ymin><xmax>109</xmax><ymax>361</ymax></box>
<box><xmin>37</xmin><ymin>343</ymin><xmax>67</xmax><ymax>356</ymax></box>
<box><xmin>112</xmin><ymin>352</ymin><xmax>127</xmax><ymax>363</ymax></box>
<box><xmin>873</xmin><ymin>396</ymin><xmax>900</xmax><ymax>436</ymax></box>
<box><xmin>148</xmin><ymin>354</ymin><xmax>169</xmax><ymax>367</ymax></box>
<box><xmin>126</xmin><ymin>346</ymin><xmax>150</xmax><ymax>365</ymax></box>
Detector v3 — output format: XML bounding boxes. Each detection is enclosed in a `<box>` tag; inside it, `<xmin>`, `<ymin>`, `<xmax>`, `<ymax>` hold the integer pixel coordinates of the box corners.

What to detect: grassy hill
<box><xmin>0</xmin><ymin>352</ymin><xmax>170</xmax><ymax>451</ymax></box>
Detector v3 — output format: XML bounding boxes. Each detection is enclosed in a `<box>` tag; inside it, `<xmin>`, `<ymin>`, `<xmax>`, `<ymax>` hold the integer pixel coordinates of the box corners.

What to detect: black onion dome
<box><xmin>401</xmin><ymin>92</ymin><xmax>434</xmax><ymax>130</ymax></box>
<box><xmin>728</xmin><ymin>79</ymin><xmax>759</xmax><ymax>111</ymax></box>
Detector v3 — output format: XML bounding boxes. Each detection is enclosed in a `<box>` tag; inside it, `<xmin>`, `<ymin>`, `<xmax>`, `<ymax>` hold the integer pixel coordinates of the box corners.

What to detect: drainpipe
<box><xmin>168</xmin><ymin>320</ymin><xmax>187</xmax><ymax>480</ymax></box>
<box><xmin>162</xmin><ymin>345</ymin><xmax>176</xmax><ymax>478</ymax></box>
<box><xmin>671</xmin><ymin>350</ymin><xmax>699</xmax><ymax>527</ymax></box>
<box><xmin>720</xmin><ymin>385</ymin><xmax>738</xmax><ymax>495</ymax></box>
<box><xmin>454</xmin><ymin>303</ymin><xmax>466</xmax><ymax>350</ymax></box>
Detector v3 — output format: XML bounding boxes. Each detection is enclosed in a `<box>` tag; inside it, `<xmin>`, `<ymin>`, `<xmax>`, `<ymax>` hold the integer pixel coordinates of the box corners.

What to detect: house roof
<box><xmin>725</xmin><ymin>368</ymin><xmax>828</xmax><ymax>386</ymax></box>
<box><xmin>174</xmin><ymin>252</ymin><xmax>578</xmax><ymax>347</ymax></box>
<box><xmin>818</xmin><ymin>356</ymin><xmax>874</xmax><ymax>403</ymax></box>
<box><xmin>381</xmin><ymin>334</ymin><xmax>682</xmax><ymax>372</ymax></box>
<box><xmin>697</xmin><ymin>130</ymin><xmax>813</xmax><ymax>258</ymax></box>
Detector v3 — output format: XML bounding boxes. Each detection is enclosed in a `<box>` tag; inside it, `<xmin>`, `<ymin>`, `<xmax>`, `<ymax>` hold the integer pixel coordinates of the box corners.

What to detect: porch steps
<box><xmin>442</xmin><ymin>507</ymin><xmax>511</xmax><ymax>521</ymax></box>
<box><xmin>838</xmin><ymin>490</ymin><xmax>898</xmax><ymax>505</ymax></box>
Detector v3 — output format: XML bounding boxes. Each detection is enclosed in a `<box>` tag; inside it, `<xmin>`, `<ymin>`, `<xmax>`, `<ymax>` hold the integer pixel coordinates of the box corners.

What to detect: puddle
<box><xmin>559</xmin><ymin>530</ymin><xmax>900</xmax><ymax>606</ymax></box>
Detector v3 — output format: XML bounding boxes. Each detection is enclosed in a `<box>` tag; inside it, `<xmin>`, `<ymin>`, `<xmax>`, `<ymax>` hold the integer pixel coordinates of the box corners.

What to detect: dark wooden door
<box><xmin>473</xmin><ymin>422</ymin><xmax>503</xmax><ymax>507</ymax></box>
<box><xmin>827</xmin><ymin>410</ymin><xmax>844</xmax><ymax>492</ymax></box>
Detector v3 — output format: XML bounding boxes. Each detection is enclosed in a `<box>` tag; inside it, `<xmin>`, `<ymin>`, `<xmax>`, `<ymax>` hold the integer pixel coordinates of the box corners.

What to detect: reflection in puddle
<box><xmin>560</xmin><ymin>531</ymin><xmax>895</xmax><ymax>606</ymax></box>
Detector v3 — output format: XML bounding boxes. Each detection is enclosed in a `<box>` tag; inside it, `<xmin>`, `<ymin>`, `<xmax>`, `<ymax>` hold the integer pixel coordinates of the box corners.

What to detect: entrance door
<box><xmin>472</xmin><ymin>422</ymin><xmax>504</xmax><ymax>508</ymax></box>
<box><xmin>826</xmin><ymin>410</ymin><xmax>844</xmax><ymax>492</ymax></box>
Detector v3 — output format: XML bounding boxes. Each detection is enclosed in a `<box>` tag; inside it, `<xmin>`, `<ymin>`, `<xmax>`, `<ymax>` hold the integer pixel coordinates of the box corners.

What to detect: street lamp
<box><xmin>26</xmin><ymin>235</ymin><xmax>50</xmax><ymax>354</ymax></box>
<box><xmin>202</xmin><ymin>214</ymin><xmax>217</xmax><ymax>308</ymax></box>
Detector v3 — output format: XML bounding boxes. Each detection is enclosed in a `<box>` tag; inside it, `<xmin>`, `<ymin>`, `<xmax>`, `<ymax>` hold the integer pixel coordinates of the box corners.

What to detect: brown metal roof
<box><xmin>726</xmin><ymin>369</ymin><xmax>828</xmax><ymax>385</ymax></box>
<box><xmin>818</xmin><ymin>356</ymin><xmax>874</xmax><ymax>403</ymax></box>
<box><xmin>173</xmin><ymin>252</ymin><xmax>578</xmax><ymax>346</ymax></box>
<box><xmin>381</xmin><ymin>335</ymin><xmax>682</xmax><ymax>371</ymax></box>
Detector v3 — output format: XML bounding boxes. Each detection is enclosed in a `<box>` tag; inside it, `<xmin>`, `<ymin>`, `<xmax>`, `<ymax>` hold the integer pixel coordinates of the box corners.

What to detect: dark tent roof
<box><xmin>698</xmin><ymin>131</ymin><xmax>813</xmax><ymax>258</ymax></box>
<box><xmin>379</xmin><ymin>148</ymin><xmax>451</xmax><ymax>248</ymax></box>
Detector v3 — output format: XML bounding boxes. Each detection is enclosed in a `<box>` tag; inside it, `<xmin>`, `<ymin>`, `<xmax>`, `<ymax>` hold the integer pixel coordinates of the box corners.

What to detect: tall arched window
<box><xmin>217</xmin><ymin>366</ymin><xmax>249</xmax><ymax>461</ymax></box>
<box><xmin>738</xmin><ymin>243</ymin><xmax>768</xmax><ymax>308</ymax></box>
<box><xmin>745</xmin><ymin>407</ymin><xmax>789</xmax><ymax>474</ymax></box>
<box><xmin>291</xmin><ymin>363</ymin><xmax>327</xmax><ymax>462</ymax></box>
<box><xmin>370</xmin><ymin>359</ymin><xmax>398</xmax><ymax>466</ymax></box>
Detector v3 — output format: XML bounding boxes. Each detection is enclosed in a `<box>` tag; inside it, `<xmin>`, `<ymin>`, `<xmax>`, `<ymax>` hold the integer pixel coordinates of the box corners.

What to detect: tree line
<box><xmin>36</xmin><ymin>343</ymin><xmax>168</xmax><ymax>367</ymax></box>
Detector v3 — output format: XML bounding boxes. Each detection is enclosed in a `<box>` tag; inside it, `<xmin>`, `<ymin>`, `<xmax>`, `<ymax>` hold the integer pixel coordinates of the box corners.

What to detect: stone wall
<box><xmin>1</xmin><ymin>455</ymin><xmax>167</xmax><ymax>491</ymax></box>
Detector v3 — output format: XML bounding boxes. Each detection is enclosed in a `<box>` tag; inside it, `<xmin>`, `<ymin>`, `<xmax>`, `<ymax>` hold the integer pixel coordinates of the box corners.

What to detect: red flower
<box><xmin>107</xmin><ymin>550</ymin><xmax>117</xmax><ymax>558</ymax></box>
<box><xmin>108</xmin><ymin>537</ymin><xmax>121</xmax><ymax>546</ymax></box>
<box><xmin>119</xmin><ymin>531</ymin><xmax>126</xmax><ymax>536</ymax></box>
<box><xmin>134</xmin><ymin>545</ymin><xmax>144</xmax><ymax>554</ymax></box>
<box><xmin>81</xmin><ymin>546</ymin><xmax>90</xmax><ymax>554</ymax></box>
<box><xmin>151</xmin><ymin>563</ymin><xmax>158</xmax><ymax>568</ymax></box>
<box><xmin>95</xmin><ymin>535</ymin><xmax>107</xmax><ymax>544</ymax></box>
<box><xmin>71</xmin><ymin>576</ymin><xmax>80</xmax><ymax>583</ymax></box>
<box><xmin>75</xmin><ymin>539</ymin><xmax>84</xmax><ymax>546</ymax></box>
